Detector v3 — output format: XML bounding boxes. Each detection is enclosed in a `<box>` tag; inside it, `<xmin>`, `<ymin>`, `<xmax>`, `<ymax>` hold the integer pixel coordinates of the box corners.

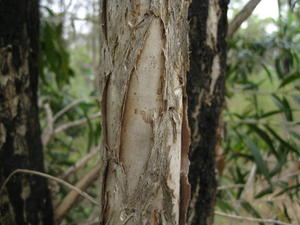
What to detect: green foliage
<box><xmin>38</xmin><ymin>1</ymin><xmax>300</xmax><ymax>224</ymax></box>
<box><xmin>38</xmin><ymin>5</ymin><xmax>100</xmax><ymax>224</ymax></box>
<box><xmin>40</xmin><ymin>7</ymin><xmax>75</xmax><ymax>87</ymax></box>
<box><xmin>217</xmin><ymin>2</ymin><xmax>300</xmax><ymax>223</ymax></box>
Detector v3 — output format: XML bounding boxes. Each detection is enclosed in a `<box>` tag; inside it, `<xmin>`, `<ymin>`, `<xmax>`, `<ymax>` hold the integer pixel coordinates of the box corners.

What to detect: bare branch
<box><xmin>215</xmin><ymin>211</ymin><xmax>294</xmax><ymax>225</ymax></box>
<box><xmin>0</xmin><ymin>169</ymin><xmax>99</xmax><ymax>207</ymax></box>
<box><xmin>77</xmin><ymin>218</ymin><xmax>99</xmax><ymax>225</ymax></box>
<box><xmin>41</xmin><ymin>97</ymin><xmax>99</xmax><ymax>146</ymax></box>
<box><xmin>55</xmin><ymin>164</ymin><xmax>101</xmax><ymax>224</ymax></box>
<box><xmin>60</xmin><ymin>146</ymin><xmax>100</xmax><ymax>180</ymax></box>
<box><xmin>218</xmin><ymin>184</ymin><xmax>245</xmax><ymax>190</ymax></box>
<box><xmin>53</xmin><ymin>97</ymin><xmax>98</xmax><ymax>122</ymax></box>
<box><xmin>276</xmin><ymin>171</ymin><xmax>300</xmax><ymax>182</ymax></box>
<box><xmin>229</xmin><ymin>119</ymin><xmax>300</xmax><ymax>127</ymax></box>
<box><xmin>218</xmin><ymin>171</ymin><xmax>300</xmax><ymax>191</ymax></box>
<box><xmin>240</xmin><ymin>164</ymin><xmax>257</xmax><ymax>201</ymax></box>
<box><xmin>54</xmin><ymin>112</ymin><xmax>101</xmax><ymax>134</ymax></box>
<box><xmin>227</xmin><ymin>0</ymin><xmax>262</xmax><ymax>40</ymax></box>
<box><xmin>229</xmin><ymin>88</ymin><xmax>294</xmax><ymax>96</ymax></box>
<box><xmin>42</xmin><ymin>103</ymin><xmax>54</xmax><ymax>146</ymax></box>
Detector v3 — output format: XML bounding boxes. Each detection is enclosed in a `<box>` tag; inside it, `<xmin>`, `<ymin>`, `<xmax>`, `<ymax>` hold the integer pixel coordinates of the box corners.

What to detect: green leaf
<box><xmin>279</xmin><ymin>72</ymin><xmax>300</xmax><ymax>88</ymax></box>
<box><xmin>40</xmin><ymin>6</ymin><xmax>55</xmax><ymax>16</ymax></box>
<box><xmin>245</xmin><ymin>138</ymin><xmax>270</xmax><ymax>182</ymax></box>
<box><xmin>275</xmin><ymin>183</ymin><xmax>300</xmax><ymax>197</ymax></box>
<box><xmin>292</xmin><ymin>95</ymin><xmax>300</xmax><ymax>105</ymax></box>
<box><xmin>282</xmin><ymin>203</ymin><xmax>292</xmax><ymax>222</ymax></box>
<box><xmin>265</xmin><ymin>125</ymin><xmax>300</xmax><ymax>155</ymax></box>
<box><xmin>255</xmin><ymin>187</ymin><xmax>274</xmax><ymax>199</ymax></box>
<box><xmin>259</xmin><ymin>110</ymin><xmax>283</xmax><ymax>119</ymax></box>
<box><xmin>247</xmin><ymin>124</ymin><xmax>279</xmax><ymax>159</ymax></box>
<box><xmin>217</xmin><ymin>199</ymin><xmax>236</xmax><ymax>213</ymax></box>
<box><xmin>270</xmin><ymin>94</ymin><xmax>293</xmax><ymax>121</ymax></box>
<box><xmin>288</xmin><ymin>129</ymin><xmax>300</xmax><ymax>140</ymax></box>
<box><xmin>234</xmin><ymin>166</ymin><xmax>247</xmax><ymax>198</ymax></box>
<box><xmin>275</xmin><ymin>57</ymin><xmax>284</xmax><ymax>79</ymax></box>
<box><xmin>269</xmin><ymin>155</ymin><xmax>287</xmax><ymax>178</ymax></box>
<box><xmin>261</xmin><ymin>63</ymin><xmax>273</xmax><ymax>83</ymax></box>
<box><xmin>241</xmin><ymin>201</ymin><xmax>264</xmax><ymax>225</ymax></box>
<box><xmin>282</xmin><ymin>96</ymin><xmax>293</xmax><ymax>121</ymax></box>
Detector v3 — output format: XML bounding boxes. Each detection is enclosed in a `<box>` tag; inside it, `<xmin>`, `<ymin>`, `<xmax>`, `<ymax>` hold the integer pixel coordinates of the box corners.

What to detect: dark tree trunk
<box><xmin>187</xmin><ymin>1</ymin><xmax>228</xmax><ymax>225</ymax></box>
<box><xmin>0</xmin><ymin>0</ymin><xmax>54</xmax><ymax>224</ymax></box>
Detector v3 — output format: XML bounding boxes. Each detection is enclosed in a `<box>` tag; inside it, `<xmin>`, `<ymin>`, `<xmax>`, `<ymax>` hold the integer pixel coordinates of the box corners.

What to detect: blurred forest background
<box><xmin>38</xmin><ymin>0</ymin><xmax>300</xmax><ymax>224</ymax></box>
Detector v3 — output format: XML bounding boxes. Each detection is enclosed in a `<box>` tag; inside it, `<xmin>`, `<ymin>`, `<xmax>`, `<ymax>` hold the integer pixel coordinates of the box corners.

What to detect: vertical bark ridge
<box><xmin>0</xmin><ymin>0</ymin><xmax>54</xmax><ymax>224</ymax></box>
<box><xmin>98</xmin><ymin>1</ymin><xmax>190</xmax><ymax>225</ymax></box>
<box><xmin>187</xmin><ymin>0</ymin><xmax>228</xmax><ymax>225</ymax></box>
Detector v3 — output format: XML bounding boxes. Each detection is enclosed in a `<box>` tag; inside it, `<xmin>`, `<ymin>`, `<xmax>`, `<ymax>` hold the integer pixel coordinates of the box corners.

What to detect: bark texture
<box><xmin>0</xmin><ymin>0</ymin><xmax>54</xmax><ymax>224</ymax></box>
<box><xmin>227</xmin><ymin>0</ymin><xmax>261</xmax><ymax>39</ymax></box>
<box><xmin>187</xmin><ymin>1</ymin><xmax>228</xmax><ymax>225</ymax></box>
<box><xmin>97</xmin><ymin>1</ymin><xmax>190</xmax><ymax>225</ymax></box>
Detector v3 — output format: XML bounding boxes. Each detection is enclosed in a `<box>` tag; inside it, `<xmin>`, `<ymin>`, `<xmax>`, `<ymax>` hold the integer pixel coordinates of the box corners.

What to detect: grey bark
<box><xmin>97</xmin><ymin>1</ymin><xmax>191</xmax><ymax>225</ymax></box>
<box><xmin>227</xmin><ymin>0</ymin><xmax>262</xmax><ymax>39</ymax></box>
<box><xmin>0</xmin><ymin>0</ymin><xmax>54</xmax><ymax>224</ymax></box>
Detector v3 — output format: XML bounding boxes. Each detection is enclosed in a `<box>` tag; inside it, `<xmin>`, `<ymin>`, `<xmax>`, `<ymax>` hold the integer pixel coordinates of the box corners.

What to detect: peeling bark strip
<box><xmin>97</xmin><ymin>1</ymin><xmax>191</xmax><ymax>225</ymax></box>
<box><xmin>0</xmin><ymin>0</ymin><xmax>54</xmax><ymax>225</ymax></box>
<box><xmin>187</xmin><ymin>1</ymin><xmax>228</xmax><ymax>225</ymax></box>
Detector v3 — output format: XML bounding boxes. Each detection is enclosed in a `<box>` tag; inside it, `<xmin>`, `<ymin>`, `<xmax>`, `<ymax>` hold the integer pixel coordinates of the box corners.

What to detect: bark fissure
<box><xmin>187</xmin><ymin>0</ymin><xmax>228</xmax><ymax>225</ymax></box>
<box><xmin>98</xmin><ymin>1</ymin><xmax>190</xmax><ymax>225</ymax></box>
<box><xmin>0</xmin><ymin>1</ymin><xmax>54</xmax><ymax>224</ymax></box>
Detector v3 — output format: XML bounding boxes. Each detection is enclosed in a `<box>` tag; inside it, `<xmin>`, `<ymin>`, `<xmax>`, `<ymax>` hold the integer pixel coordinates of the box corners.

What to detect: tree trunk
<box><xmin>97</xmin><ymin>1</ymin><xmax>191</xmax><ymax>225</ymax></box>
<box><xmin>0</xmin><ymin>1</ymin><xmax>54</xmax><ymax>224</ymax></box>
<box><xmin>187</xmin><ymin>1</ymin><xmax>228</xmax><ymax>225</ymax></box>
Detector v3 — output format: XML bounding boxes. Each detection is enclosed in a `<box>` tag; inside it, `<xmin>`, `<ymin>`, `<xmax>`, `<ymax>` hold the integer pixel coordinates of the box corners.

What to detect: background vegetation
<box><xmin>39</xmin><ymin>0</ymin><xmax>300</xmax><ymax>224</ymax></box>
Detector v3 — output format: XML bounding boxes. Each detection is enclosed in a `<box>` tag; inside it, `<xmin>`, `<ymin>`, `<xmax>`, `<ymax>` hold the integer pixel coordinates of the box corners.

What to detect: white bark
<box><xmin>97</xmin><ymin>1</ymin><xmax>191</xmax><ymax>225</ymax></box>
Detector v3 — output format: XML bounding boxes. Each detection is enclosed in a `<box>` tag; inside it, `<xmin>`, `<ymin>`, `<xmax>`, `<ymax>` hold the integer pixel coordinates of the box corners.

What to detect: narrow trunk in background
<box><xmin>0</xmin><ymin>0</ymin><xmax>54</xmax><ymax>224</ymax></box>
<box><xmin>187</xmin><ymin>1</ymin><xmax>228</xmax><ymax>225</ymax></box>
<box><xmin>97</xmin><ymin>1</ymin><xmax>190</xmax><ymax>225</ymax></box>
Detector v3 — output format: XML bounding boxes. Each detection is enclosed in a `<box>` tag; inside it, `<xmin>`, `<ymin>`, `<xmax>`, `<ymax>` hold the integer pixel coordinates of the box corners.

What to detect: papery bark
<box><xmin>97</xmin><ymin>1</ymin><xmax>191</xmax><ymax>225</ymax></box>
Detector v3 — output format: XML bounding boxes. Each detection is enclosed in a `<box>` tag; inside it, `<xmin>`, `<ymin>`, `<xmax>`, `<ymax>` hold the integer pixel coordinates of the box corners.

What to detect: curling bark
<box><xmin>0</xmin><ymin>0</ymin><xmax>54</xmax><ymax>224</ymax></box>
<box><xmin>97</xmin><ymin>1</ymin><xmax>191</xmax><ymax>225</ymax></box>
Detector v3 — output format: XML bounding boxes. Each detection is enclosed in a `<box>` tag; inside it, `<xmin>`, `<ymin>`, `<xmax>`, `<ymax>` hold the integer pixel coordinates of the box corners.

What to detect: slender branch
<box><xmin>241</xmin><ymin>164</ymin><xmax>257</xmax><ymax>198</ymax></box>
<box><xmin>55</xmin><ymin>164</ymin><xmax>101</xmax><ymax>224</ymax></box>
<box><xmin>83</xmin><ymin>219</ymin><xmax>99</xmax><ymax>225</ymax></box>
<box><xmin>0</xmin><ymin>169</ymin><xmax>99</xmax><ymax>207</ymax></box>
<box><xmin>53</xmin><ymin>98</ymin><xmax>85</xmax><ymax>122</ymax></box>
<box><xmin>54</xmin><ymin>112</ymin><xmax>101</xmax><ymax>134</ymax></box>
<box><xmin>41</xmin><ymin>97</ymin><xmax>99</xmax><ymax>146</ymax></box>
<box><xmin>227</xmin><ymin>0</ymin><xmax>262</xmax><ymax>40</ymax></box>
<box><xmin>218</xmin><ymin>184</ymin><xmax>245</xmax><ymax>190</ymax></box>
<box><xmin>60</xmin><ymin>146</ymin><xmax>100</xmax><ymax>180</ymax></box>
<box><xmin>228</xmin><ymin>119</ymin><xmax>300</xmax><ymax>127</ymax></box>
<box><xmin>53</xmin><ymin>97</ymin><xmax>98</xmax><ymax>122</ymax></box>
<box><xmin>215</xmin><ymin>211</ymin><xmax>294</xmax><ymax>225</ymax></box>
<box><xmin>77</xmin><ymin>218</ymin><xmax>99</xmax><ymax>225</ymax></box>
<box><xmin>69</xmin><ymin>16</ymin><xmax>98</xmax><ymax>24</ymax></box>
<box><xmin>276</xmin><ymin>171</ymin><xmax>300</xmax><ymax>182</ymax></box>
<box><xmin>64</xmin><ymin>0</ymin><xmax>73</xmax><ymax>12</ymax></box>
<box><xmin>42</xmin><ymin>103</ymin><xmax>54</xmax><ymax>146</ymax></box>
<box><xmin>218</xmin><ymin>171</ymin><xmax>300</xmax><ymax>191</ymax></box>
<box><xmin>229</xmin><ymin>88</ymin><xmax>295</xmax><ymax>96</ymax></box>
